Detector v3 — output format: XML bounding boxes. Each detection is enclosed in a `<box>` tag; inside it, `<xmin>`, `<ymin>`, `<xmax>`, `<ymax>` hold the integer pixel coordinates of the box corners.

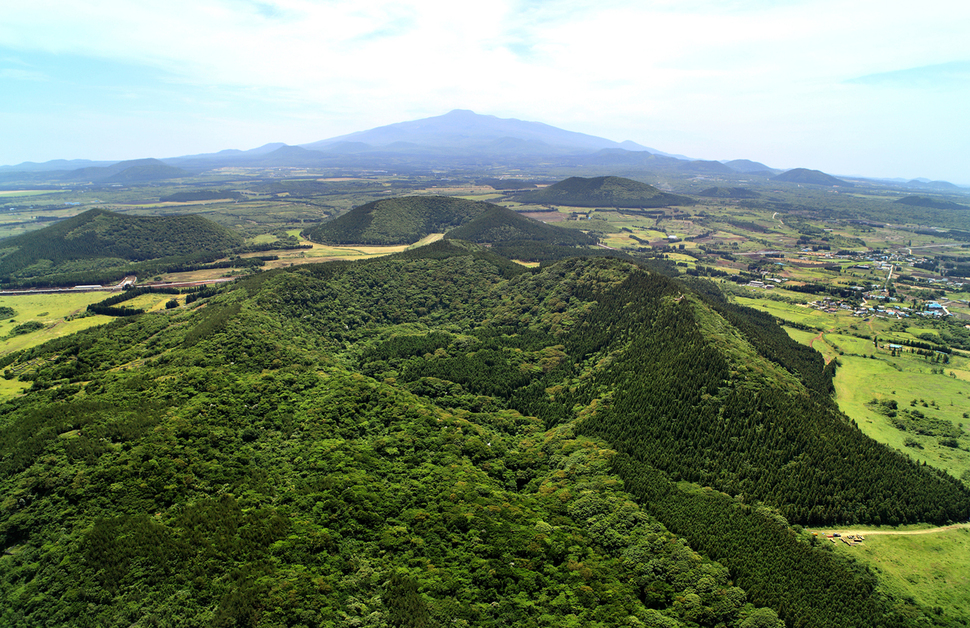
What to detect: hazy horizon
<box><xmin>2</xmin><ymin>1</ymin><xmax>968</xmax><ymax>184</ymax></box>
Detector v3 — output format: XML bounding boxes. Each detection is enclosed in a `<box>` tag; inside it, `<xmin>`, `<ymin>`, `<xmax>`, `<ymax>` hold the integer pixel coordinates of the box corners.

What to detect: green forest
<box><xmin>303</xmin><ymin>196</ymin><xmax>496</xmax><ymax>245</ymax></box>
<box><xmin>0</xmin><ymin>209</ymin><xmax>243</xmax><ymax>286</ymax></box>
<box><xmin>519</xmin><ymin>176</ymin><xmax>692</xmax><ymax>208</ymax></box>
<box><xmin>1</xmin><ymin>241</ymin><xmax>967</xmax><ymax>627</ymax></box>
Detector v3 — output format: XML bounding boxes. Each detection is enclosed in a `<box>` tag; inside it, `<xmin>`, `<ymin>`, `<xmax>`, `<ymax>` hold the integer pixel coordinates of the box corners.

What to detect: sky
<box><xmin>1</xmin><ymin>0</ymin><xmax>968</xmax><ymax>183</ymax></box>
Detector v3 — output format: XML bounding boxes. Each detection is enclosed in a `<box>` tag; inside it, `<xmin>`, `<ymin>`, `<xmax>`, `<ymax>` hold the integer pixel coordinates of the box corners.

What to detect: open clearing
<box><xmin>823</xmin><ymin>525</ymin><xmax>970</xmax><ymax>622</ymax></box>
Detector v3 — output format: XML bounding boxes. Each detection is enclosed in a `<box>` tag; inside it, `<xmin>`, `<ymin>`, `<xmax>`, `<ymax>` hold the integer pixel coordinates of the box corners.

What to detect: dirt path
<box><xmin>809</xmin><ymin>330</ymin><xmax>825</xmax><ymax>349</ymax></box>
<box><xmin>813</xmin><ymin>523</ymin><xmax>970</xmax><ymax>537</ymax></box>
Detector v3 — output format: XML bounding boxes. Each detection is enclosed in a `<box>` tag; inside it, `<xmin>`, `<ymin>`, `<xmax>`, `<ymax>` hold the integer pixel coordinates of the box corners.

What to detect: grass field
<box><xmin>0</xmin><ymin>293</ymin><xmax>114</xmax><ymax>358</ymax></box>
<box><xmin>0</xmin><ymin>190</ymin><xmax>67</xmax><ymax>197</ymax></box>
<box><xmin>743</xmin><ymin>289</ymin><xmax>970</xmax><ymax>484</ymax></box>
<box><xmin>824</xmin><ymin>527</ymin><xmax>970</xmax><ymax>622</ymax></box>
<box><xmin>733</xmin><ymin>296</ymin><xmax>834</xmax><ymax>329</ymax></box>
<box><xmin>833</xmin><ymin>353</ymin><xmax>969</xmax><ymax>482</ymax></box>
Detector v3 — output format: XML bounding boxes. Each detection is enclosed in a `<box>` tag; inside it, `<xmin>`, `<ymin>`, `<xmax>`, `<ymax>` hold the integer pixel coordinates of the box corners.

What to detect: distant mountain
<box><xmin>0</xmin><ymin>159</ymin><xmax>115</xmax><ymax>173</ymax></box>
<box><xmin>724</xmin><ymin>159</ymin><xmax>776</xmax><ymax>174</ymax></box>
<box><xmin>444</xmin><ymin>205</ymin><xmax>596</xmax><ymax>246</ymax></box>
<box><xmin>570</xmin><ymin>149</ymin><xmax>738</xmax><ymax>175</ymax></box>
<box><xmin>302</xmin><ymin>196</ymin><xmax>495</xmax><ymax>245</ymax></box>
<box><xmin>894</xmin><ymin>196</ymin><xmax>968</xmax><ymax>210</ymax></box>
<box><xmin>906</xmin><ymin>179</ymin><xmax>961</xmax><ymax>191</ymax></box>
<box><xmin>0</xmin><ymin>208</ymin><xmax>243</xmax><ymax>285</ymax></box>
<box><xmin>60</xmin><ymin>158</ymin><xmax>189</xmax><ymax>183</ymax></box>
<box><xmin>618</xmin><ymin>140</ymin><xmax>690</xmax><ymax>159</ymax></box>
<box><xmin>697</xmin><ymin>187</ymin><xmax>760</xmax><ymax>199</ymax></box>
<box><xmin>771</xmin><ymin>168</ymin><xmax>853</xmax><ymax>187</ymax></box>
<box><xmin>520</xmin><ymin>176</ymin><xmax>692</xmax><ymax>208</ymax></box>
<box><xmin>301</xmin><ymin>109</ymin><xmax>660</xmax><ymax>156</ymax></box>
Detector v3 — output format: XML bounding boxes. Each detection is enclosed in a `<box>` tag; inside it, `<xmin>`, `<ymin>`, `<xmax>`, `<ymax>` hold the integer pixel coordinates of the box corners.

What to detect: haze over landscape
<box><xmin>2</xmin><ymin>0</ymin><xmax>969</xmax><ymax>183</ymax></box>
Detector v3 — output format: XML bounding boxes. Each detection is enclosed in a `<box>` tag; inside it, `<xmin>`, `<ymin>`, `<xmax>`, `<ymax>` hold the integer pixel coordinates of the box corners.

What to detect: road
<box><xmin>812</xmin><ymin>523</ymin><xmax>970</xmax><ymax>537</ymax></box>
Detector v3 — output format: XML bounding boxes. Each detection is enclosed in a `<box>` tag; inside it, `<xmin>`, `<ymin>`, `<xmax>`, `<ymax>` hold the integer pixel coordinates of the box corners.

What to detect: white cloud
<box><xmin>1</xmin><ymin>0</ymin><xmax>968</xmax><ymax>179</ymax></box>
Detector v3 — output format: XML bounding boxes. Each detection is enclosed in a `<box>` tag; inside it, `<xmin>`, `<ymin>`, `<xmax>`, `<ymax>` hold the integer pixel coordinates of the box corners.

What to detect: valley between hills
<box><xmin>1</xmin><ymin>127</ymin><xmax>970</xmax><ymax>626</ymax></box>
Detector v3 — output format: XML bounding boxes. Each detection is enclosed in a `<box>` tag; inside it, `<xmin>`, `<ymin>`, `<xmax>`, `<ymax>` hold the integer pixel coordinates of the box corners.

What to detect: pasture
<box><xmin>828</xmin><ymin>526</ymin><xmax>970</xmax><ymax>623</ymax></box>
<box><xmin>0</xmin><ymin>292</ymin><xmax>113</xmax><ymax>358</ymax></box>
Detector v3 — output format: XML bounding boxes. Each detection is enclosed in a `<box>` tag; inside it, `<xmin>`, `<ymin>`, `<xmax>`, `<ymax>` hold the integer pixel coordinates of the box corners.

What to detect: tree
<box><xmin>740</xmin><ymin>608</ymin><xmax>786</xmax><ymax>628</ymax></box>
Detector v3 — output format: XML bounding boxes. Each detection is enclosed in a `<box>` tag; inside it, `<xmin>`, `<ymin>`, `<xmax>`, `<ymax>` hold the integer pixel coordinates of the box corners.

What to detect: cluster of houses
<box><xmin>809</xmin><ymin>298</ymin><xmax>952</xmax><ymax>319</ymax></box>
<box><xmin>746</xmin><ymin>278</ymin><xmax>783</xmax><ymax>290</ymax></box>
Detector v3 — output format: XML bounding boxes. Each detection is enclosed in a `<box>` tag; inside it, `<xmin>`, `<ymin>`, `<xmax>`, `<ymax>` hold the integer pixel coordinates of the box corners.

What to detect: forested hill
<box><xmin>894</xmin><ymin>195</ymin><xmax>968</xmax><ymax>210</ymax></box>
<box><xmin>519</xmin><ymin>176</ymin><xmax>693</xmax><ymax>208</ymax></box>
<box><xmin>770</xmin><ymin>168</ymin><xmax>853</xmax><ymax>187</ymax></box>
<box><xmin>302</xmin><ymin>195</ymin><xmax>496</xmax><ymax>245</ymax></box>
<box><xmin>443</xmin><ymin>205</ymin><xmax>596</xmax><ymax>246</ymax></box>
<box><xmin>0</xmin><ymin>208</ymin><xmax>243</xmax><ymax>283</ymax></box>
<box><xmin>1</xmin><ymin>242</ymin><xmax>967</xmax><ymax>627</ymax></box>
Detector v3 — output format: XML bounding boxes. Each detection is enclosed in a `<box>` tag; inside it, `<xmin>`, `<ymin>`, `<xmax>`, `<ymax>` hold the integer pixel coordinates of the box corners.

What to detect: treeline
<box><xmin>785</xmin><ymin>281</ymin><xmax>862</xmax><ymax>299</ymax></box>
<box><xmin>85</xmin><ymin>286</ymin><xmax>182</xmax><ymax>317</ymax></box>
<box><xmin>3</xmin><ymin>254</ymin><xmax>275</xmax><ymax>289</ymax></box>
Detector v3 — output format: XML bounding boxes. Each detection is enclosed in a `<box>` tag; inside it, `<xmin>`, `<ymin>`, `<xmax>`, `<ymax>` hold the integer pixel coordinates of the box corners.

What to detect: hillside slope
<box><xmin>444</xmin><ymin>206</ymin><xmax>596</xmax><ymax>246</ymax></box>
<box><xmin>0</xmin><ymin>208</ymin><xmax>243</xmax><ymax>284</ymax></box>
<box><xmin>520</xmin><ymin>176</ymin><xmax>692</xmax><ymax>208</ymax></box>
<box><xmin>894</xmin><ymin>195</ymin><xmax>968</xmax><ymax>210</ymax></box>
<box><xmin>302</xmin><ymin>195</ymin><xmax>496</xmax><ymax>245</ymax></box>
<box><xmin>0</xmin><ymin>244</ymin><xmax>966</xmax><ymax>626</ymax></box>
<box><xmin>771</xmin><ymin>168</ymin><xmax>853</xmax><ymax>187</ymax></box>
<box><xmin>61</xmin><ymin>158</ymin><xmax>189</xmax><ymax>183</ymax></box>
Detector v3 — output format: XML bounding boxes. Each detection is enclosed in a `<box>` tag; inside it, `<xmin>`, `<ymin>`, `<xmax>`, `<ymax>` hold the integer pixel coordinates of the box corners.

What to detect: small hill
<box><xmin>724</xmin><ymin>159</ymin><xmax>776</xmax><ymax>174</ymax></box>
<box><xmin>685</xmin><ymin>160</ymin><xmax>734</xmax><ymax>174</ymax></box>
<box><xmin>0</xmin><ymin>208</ymin><xmax>243</xmax><ymax>282</ymax></box>
<box><xmin>303</xmin><ymin>196</ymin><xmax>495</xmax><ymax>245</ymax></box>
<box><xmin>697</xmin><ymin>186</ymin><xmax>760</xmax><ymax>199</ymax></box>
<box><xmin>894</xmin><ymin>195</ymin><xmax>968</xmax><ymax>210</ymax></box>
<box><xmin>771</xmin><ymin>168</ymin><xmax>854</xmax><ymax>187</ymax></box>
<box><xmin>104</xmin><ymin>161</ymin><xmax>189</xmax><ymax>183</ymax></box>
<box><xmin>906</xmin><ymin>180</ymin><xmax>962</xmax><ymax>191</ymax></box>
<box><xmin>62</xmin><ymin>158</ymin><xmax>189</xmax><ymax>183</ymax></box>
<box><xmin>444</xmin><ymin>206</ymin><xmax>596</xmax><ymax>246</ymax></box>
<box><xmin>520</xmin><ymin>176</ymin><xmax>692</xmax><ymax>208</ymax></box>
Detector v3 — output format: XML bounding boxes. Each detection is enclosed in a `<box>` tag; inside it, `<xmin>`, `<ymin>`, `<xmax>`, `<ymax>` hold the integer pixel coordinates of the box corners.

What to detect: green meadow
<box><xmin>0</xmin><ymin>292</ymin><xmax>113</xmax><ymax>371</ymax></box>
<box><xmin>829</xmin><ymin>527</ymin><xmax>970</xmax><ymax>623</ymax></box>
<box><xmin>733</xmin><ymin>296</ymin><xmax>833</xmax><ymax>329</ymax></box>
<box><xmin>835</xmin><ymin>353</ymin><xmax>969</xmax><ymax>482</ymax></box>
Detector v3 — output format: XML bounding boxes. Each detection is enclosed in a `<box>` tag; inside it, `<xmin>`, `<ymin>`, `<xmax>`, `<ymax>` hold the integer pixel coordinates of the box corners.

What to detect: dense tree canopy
<box><xmin>1</xmin><ymin>243</ymin><xmax>966</xmax><ymax>627</ymax></box>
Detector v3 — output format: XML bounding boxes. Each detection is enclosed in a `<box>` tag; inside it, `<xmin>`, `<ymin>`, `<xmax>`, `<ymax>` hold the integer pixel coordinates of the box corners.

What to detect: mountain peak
<box><xmin>301</xmin><ymin>110</ymin><xmax>628</xmax><ymax>154</ymax></box>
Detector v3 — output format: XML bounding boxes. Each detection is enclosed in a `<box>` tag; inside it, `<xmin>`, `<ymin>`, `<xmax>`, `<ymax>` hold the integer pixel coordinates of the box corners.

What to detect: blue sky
<box><xmin>1</xmin><ymin>0</ymin><xmax>968</xmax><ymax>183</ymax></box>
